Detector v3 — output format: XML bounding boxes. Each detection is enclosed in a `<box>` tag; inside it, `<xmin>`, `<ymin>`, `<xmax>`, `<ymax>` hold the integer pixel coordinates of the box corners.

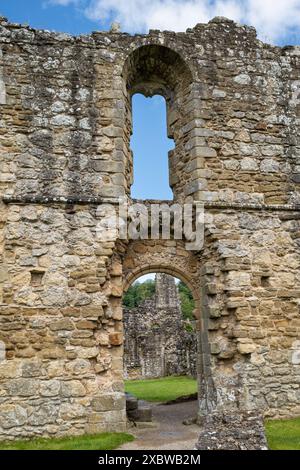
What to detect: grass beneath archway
<box><xmin>125</xmin><ymin>376</ymin><xmax>300</xmax><ymax>450</ymax></box>
<box><xmin>125</xmin><ymin>376</ymin><xmax>197</xmax><ymax>402</ymax></box>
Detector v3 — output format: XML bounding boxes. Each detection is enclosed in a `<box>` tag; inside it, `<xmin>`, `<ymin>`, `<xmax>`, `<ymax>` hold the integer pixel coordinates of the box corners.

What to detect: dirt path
<box><xmin>119</xmin><ymin>400</ymin><xmax>199</xmax><ymax>450</ymax></box>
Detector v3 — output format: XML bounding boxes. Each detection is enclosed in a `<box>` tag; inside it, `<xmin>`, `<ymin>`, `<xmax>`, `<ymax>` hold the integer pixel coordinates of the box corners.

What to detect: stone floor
<box><xmin>119</xmin><ymin>400</ymin><xmax>199</xmax><ymax>450</ymax></box>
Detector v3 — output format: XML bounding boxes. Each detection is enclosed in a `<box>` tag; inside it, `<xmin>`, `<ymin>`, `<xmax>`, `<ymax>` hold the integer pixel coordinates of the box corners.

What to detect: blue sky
<box><xmin>131</xmin><ymin>95</ymin><xmax>173</xmax><ymax>200</ymax></box>
<box><xmin>0</xmin><ymin>0</ymin><xmax>97</xmax><ymax>36</ymax></box>
<box><xmin>0</xmin><ymin>1</ymin><xmax>300</xmax><ymax>200</ymax></box>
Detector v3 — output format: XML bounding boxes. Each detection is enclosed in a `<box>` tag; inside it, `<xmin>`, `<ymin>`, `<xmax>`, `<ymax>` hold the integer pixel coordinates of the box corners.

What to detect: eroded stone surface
<box><xmin>196</xmin><ymin>412</ymin><xmax>268</xmax><ymax>450</ymax></box>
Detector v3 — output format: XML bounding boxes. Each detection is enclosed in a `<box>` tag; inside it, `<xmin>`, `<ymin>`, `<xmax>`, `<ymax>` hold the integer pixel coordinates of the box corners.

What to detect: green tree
<box><xmin>123</xmin><ymin>278</ymin><xmax>194</xmax><ymax>320</ymax></box>
<box><xmin>178</xmin><ymin>281</ymin><xmax>194</xmax><ymax>320</ymax></box>
<box><xmin>123</xmin><ymin>279</ymin><xmax>155</xmax><ymax>308</ymax></box>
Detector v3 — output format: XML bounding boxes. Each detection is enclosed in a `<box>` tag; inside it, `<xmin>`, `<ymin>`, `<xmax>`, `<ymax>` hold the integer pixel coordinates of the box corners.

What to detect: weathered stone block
<box><xmin>207</xmin><ymin>306</ymin><xmax>221</xmax><ymax>318</ymax></box>
<box><xmin>40</xmin><ymin>380</ymin><xmax>60</xmax><ymax>397</ymax></box>
<box><xmin>4</xmin><ymin>379</ymin><xmax>39</xmax><ymax>396</ymax></box>
<box><xmin>50</xmin><ymin>319</ymin><xmax>74</xmax><ymax>331</ymax></box>
<box><xmin>127</xmin><ymin>406</ymin><xmax>152</xmax><ymax>423</ymax></box>
<box><xmin>91</xmin><ymin>395</ymin><xmax>125</xmax><ymax>412</ymax></box>
<box><xmin>109</xmin><ymin>332</ymin><xmax>123</xmax><ymax>346</ymax></box>
<box><xmin>60</xmin><ymin>380</ymin><xmax>86</xmax><ymax>397</ymax></box>
<box><xmin>76</xmin><ymin>320</ymin><xmax>97</xmax><ymax>330</ymax></box>
<box><xmin>0</xmin><ymin>404</ymin><xmax>27</xmax><ymax>429</ymax></box>
<box><xmin>237</xmin><ymin>343</ymin><xmax>256</xmax><ymax>355</ymax></box>
<box><xmin>126</xmin><ymin>394</ymin><xmax>138</xmax><ymax>411</ymax></box>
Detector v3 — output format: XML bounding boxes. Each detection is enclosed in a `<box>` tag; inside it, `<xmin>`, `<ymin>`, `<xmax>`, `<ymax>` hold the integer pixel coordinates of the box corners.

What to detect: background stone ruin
<box><xmin>124</xmin><ymin>274</ymin><xmax>197</xmax><ymax>379</ymax></box>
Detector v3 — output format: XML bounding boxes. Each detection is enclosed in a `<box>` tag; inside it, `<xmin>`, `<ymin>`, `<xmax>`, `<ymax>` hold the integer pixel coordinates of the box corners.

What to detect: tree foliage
<box><xmin>123</xmin><ymin>278</ymin><xmax>195</xmax><ymax>320</ymax></box>
<box><xmin>123</xmin><ymin>279</ymin><xmax>155</xmax><ymax>309</ymax></box>
<box><xmin>178</xmin><ymin>281</ymin><xmax>194</xmax><ymax>320</ymax></box>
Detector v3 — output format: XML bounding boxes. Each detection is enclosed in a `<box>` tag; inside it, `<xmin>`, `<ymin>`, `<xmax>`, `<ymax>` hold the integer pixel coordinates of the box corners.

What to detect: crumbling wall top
<box><xmin>0</xmin><ymin>14</ymin><xmax>299</xmax><ymax>53</ymax></box>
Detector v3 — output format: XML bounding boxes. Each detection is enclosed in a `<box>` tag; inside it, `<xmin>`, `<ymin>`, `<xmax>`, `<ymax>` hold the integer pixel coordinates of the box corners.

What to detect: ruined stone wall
<box><xmin>199</xmin><ymin>208</ymin><xmax>300</xmax><ymax>419</ymax></box>
<box><xmin>124</xmin><ymin>274</ymin><xmax>197</xmax><ymax>379</ymax></box>
<box><xmin>0</xmin><ymin>203</ymin><xmax>127</xmax><ymax>438</ymax></box>
<box><xmin>1</xmin><ymin>16</ymin><xmax>300</xmax><ymax>205</ymax></box>
<box><xmin>0</xmin><ymin>15</ymin><xmax>299</xmax><ymax>439</ymax></box>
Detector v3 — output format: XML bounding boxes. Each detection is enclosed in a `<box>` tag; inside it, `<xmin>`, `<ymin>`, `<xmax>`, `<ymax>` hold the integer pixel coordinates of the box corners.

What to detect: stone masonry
<box><xmin>124</xmin><ymin>274</ymin><xmax>196</xmax><ymax>379</ymax></box>
<box><xmin>0</xmin><ymin>15</ymin><xmax>299</xmax><ymax>440</ymax></box>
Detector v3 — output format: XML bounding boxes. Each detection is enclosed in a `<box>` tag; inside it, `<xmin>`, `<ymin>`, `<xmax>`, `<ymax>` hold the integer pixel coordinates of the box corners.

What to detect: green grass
<box><xmin>125</xmin><ymin>376</ymin><xmax>197</xmax><ymax>402</ymax></box>
<box><xmin>0</xmin><ymin>432</ymin><xmax>134</xmax><ymax>450</ymax></box>
<box><xmin>265</xmin><ymin>417</ymin><xmax>300</xmax><ymax>450</ymax></box>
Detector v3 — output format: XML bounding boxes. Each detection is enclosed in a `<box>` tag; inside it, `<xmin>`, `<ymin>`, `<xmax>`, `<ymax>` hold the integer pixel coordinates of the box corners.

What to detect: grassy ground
<box><xmin>0</xmin><ymin>432</ymin><xmax>134</xmax><ymax>450</ymax></box>
<box><xmin>125</xmin><ymin>376</ymin><xmax>197</xmax><ymax>402</ymax></box>
<box><xmin>126</xmin><ymin>376</ymin><xmax>300</xmax><ymax>450</ymax></box>
<box><xmin>1</xmin><ymin>375</ymin><xmax>299</xmax><ymax>450</ymax></box>
<box><xmin>265</xmin><ymin>417</ymin><xmax>300</xmax><ymax>450</ymax></box>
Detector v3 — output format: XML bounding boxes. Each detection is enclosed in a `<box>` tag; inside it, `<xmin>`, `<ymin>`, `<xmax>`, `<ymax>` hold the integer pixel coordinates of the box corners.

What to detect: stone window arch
<box><xmin>122</xmin><ymin>239</ymin><xmax>201</xmax><ymax>316</ymax></box>
<box><xmin>122</xmin><ymin>45</ymin><xmax>197</xmax><ymax>202</ymax></box>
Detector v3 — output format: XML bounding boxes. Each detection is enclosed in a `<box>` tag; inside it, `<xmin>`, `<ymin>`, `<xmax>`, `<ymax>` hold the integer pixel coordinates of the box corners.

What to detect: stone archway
<box><xmin>123</xmin><ymin>240</ymin><xmax>201</xmax><ymax>315</ymax></box>
<box><xmin>119</xmin><ymin>238</ymin><xmax>217</xmax><ymax>420</ymax></box>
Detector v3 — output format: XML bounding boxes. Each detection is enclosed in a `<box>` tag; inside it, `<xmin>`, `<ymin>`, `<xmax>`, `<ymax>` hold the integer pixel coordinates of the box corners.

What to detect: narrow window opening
<box><xmin>130</xmin><ymin>94</ymin><xmax>174</xmax><ymax>200</ymax></box>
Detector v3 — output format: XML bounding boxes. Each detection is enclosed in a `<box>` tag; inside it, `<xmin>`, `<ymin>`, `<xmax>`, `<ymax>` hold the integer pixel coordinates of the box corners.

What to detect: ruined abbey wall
<box><xmin>124</xmin><ymin>274</ymin><xmax>196</xmax><ymax>379</ymax></box>
<box><xmin>0</xmin><ymin>15</ymin><xmax>299</xmax><ymax>439</ymax></box>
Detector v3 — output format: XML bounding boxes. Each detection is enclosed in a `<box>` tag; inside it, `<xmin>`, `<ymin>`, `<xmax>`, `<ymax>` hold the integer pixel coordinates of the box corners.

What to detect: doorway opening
<box><xmin>123</xmin><ymin>272</ymin><xmax>198</xmax><ymax>432</ymax></box>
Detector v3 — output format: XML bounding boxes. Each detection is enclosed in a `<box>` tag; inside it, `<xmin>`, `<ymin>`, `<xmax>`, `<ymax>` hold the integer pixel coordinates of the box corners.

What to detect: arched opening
<box><xmin>124</xmin><ymin>265</ymin><xmax>200</xmax><ymax>309</ymax></box>
<box><xmin>122</xmin><ymin>271</ymin><xmax>200</xmax><ymax>443</ymax></box>
<box><xmin>130</xmin><ymin>94</ymin><xmax>174</xmax><ymax>200</ymax></box>
<box><xmin>122</xmin><ymin>45</ymin><xmax>193</xmax><ymax>201</ymax></box>
<box><xmin>123</xmin><ymin>272</ymin><xmax>197</xmax><ymax>379</ymax></box>
<box><xmin>114</xmin><ymin>237</ymin><xmax>218</xmax><ymax>446</ymax></box>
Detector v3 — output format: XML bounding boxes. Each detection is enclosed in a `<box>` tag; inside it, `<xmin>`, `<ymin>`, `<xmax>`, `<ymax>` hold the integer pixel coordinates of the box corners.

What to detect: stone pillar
<box><xmin>155</xmin><ymin>273</ymin><xmax>181</xmax><ymax>308</ymax></box>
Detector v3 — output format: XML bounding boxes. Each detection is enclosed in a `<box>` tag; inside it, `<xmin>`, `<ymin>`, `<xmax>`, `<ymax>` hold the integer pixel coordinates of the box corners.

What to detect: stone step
<box><xmin>126</xmin><ymin>395</ymin><xmax>138</xmax><ymax>411</ymax></box>
<box><xmin>127</xmin><ymin>405</ymin><xmax>152</xmax><ymax>422</ymax></box>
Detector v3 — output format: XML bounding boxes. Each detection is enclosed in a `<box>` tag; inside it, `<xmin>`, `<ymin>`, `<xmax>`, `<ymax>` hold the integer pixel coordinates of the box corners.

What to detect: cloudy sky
<box><xmin>83</xmin><ymin>0</ymin><xmax>300</xmax><ymax>44</ymax></box>
<box><xmin>0</xmin><ymin>0</ymin><xmax>300</xmax><ymax>44</ymax></box>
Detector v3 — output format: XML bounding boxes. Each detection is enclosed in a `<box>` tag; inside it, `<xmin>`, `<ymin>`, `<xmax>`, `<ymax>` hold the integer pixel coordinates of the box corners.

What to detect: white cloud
<box><xmin>246</xmin><ymin>0</ymin><xmax>300</xmax><ymax>42</ymax></box>
<box><xmin>49</xmin><ymin>0</ymin><xmax>300</xmax><ymax>43</ymax></box>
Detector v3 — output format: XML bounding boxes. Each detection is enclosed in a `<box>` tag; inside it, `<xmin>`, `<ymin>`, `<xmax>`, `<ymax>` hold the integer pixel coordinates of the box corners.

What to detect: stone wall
<box><xmin>1</xmin><ymin>16</ymin><xmax>300</xmax><ymax>205</ymax></box>
<box><xmin>0</xmin><ymin>15</ymin><xmax>299</xmax><ymax>440</ymax></box>
<box><xmin>199</xmin><ymin>208</ymin><xmax>300</xmax><ymax>419</ymax></box>
<box><xmin>124</xmin><ymin>274</ymin><xmax>197</xmax><ymax>379</ymax></box>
